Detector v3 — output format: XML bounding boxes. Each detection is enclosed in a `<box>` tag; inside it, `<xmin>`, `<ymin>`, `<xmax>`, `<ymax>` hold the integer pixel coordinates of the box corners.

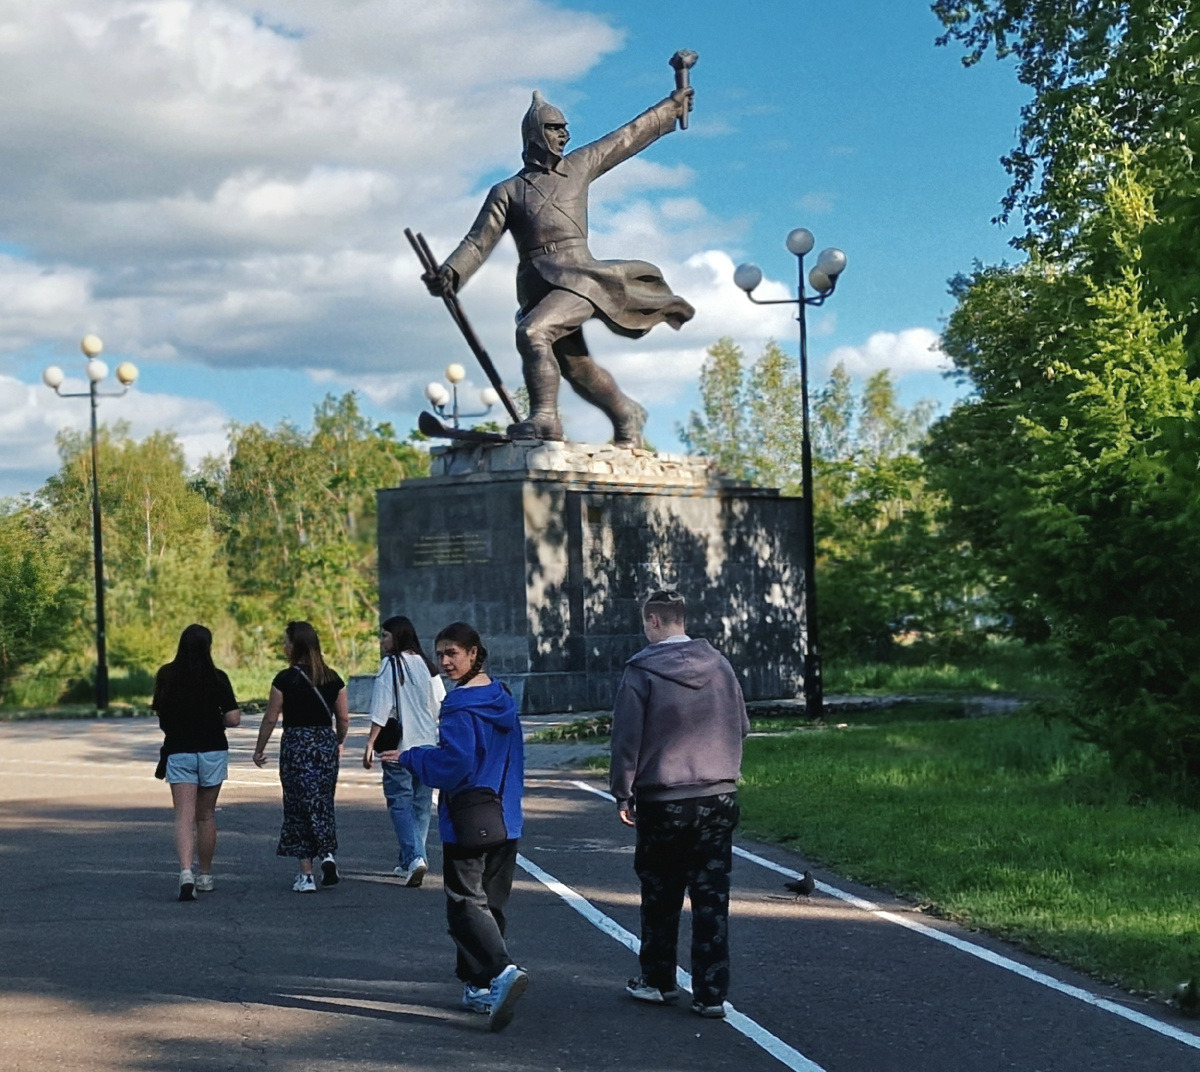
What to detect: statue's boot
<box><xmin>556</xmin><ymin>338</ymin><xmax>646</xmax><ymax>449</ymax></box>
<box><xmin>508</xmin><ymin>344</ymin><xmax>564</xmax><ymax>441</ymax></box>
<box><xmin>507</xmin><ymin>413</ymin><xmax>563</xmax><ymax>440</ymax></box>
<box><xmin>610</xmin><ymin>400</ymin><xmax>648</xmax><ymax>449</ymax></box>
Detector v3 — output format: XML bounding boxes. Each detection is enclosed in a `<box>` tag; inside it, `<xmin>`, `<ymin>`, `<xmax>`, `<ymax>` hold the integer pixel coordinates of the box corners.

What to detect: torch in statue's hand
<box><xmin>669</xmin><ymin>49</ymin><xmax>698</xmax><ymax>130</ymax></box>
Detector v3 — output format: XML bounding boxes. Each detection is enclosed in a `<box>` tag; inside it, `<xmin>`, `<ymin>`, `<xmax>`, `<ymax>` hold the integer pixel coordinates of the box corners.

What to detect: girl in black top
<box><xmin>253</xmin><ymin>621</ymin><xmax>349</xmax><ymax>893</ymax></box>
<box><xmin>153</xmin><ymin>624</ymin><xmax>242</xmax><ymax>901</ymax></box>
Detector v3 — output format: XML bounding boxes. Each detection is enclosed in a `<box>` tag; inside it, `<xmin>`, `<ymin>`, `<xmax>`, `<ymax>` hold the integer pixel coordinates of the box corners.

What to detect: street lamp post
<box><xmin>424</xmin><ymin>362</ymin><xmax>499</xmax><ymax>428</ymax></box>
<box><xmin>734</xmin><ymin>229</ymin><xmax>847</xmax><ymax>721</ymax></box>
<box><xmin>43</xmin><ymin>336</ymin><xmax>138</xmax><ymax>711</ymax></box>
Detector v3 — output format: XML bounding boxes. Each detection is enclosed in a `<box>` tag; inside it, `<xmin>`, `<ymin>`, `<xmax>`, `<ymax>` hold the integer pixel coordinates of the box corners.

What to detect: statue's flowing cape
<box><xmin>444</xmin><ymin>96</ymin><xmax>696</xmax><ymax>338</ymax></box>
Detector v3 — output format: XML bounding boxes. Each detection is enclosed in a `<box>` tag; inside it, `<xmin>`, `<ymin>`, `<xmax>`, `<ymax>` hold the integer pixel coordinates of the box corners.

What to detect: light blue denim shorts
<box><xmin>165</xmin><ymin>750</ymin><xmax>229</xmax><ymax>787</ymax></box>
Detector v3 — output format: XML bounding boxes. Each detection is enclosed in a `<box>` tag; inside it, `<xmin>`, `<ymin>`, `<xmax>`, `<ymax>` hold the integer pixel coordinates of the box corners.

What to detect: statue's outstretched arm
<box><xmin>442</xmin><ymin>183</ymin><xmax>512</xmax><ymax>291</ymax></box>
<box><xmin>580</xmin><ymin>89</ymin><xmax>692</xmax><ymax>181</ymax></box>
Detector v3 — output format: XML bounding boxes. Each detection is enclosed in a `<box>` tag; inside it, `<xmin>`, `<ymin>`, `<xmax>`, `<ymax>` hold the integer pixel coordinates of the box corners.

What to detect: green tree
<box><xmin>926</xmin><ymin>173</ymin><xmax>1200</xmax><ymax>788</ymax></box>
<box><xmin>38</xmin><ymin>425</ymin><xmax>232</xmax><ymax>674</ymax></box>
<box><xmin>214</xmin><ymin>393</ymin><xmax>428</xmax><ymax>671</ymax></box>
<box><xmin>0</xmin><ymin>503</ymin><xmax>77</xmax><ymax>698</ymax></box>
<box><xmin>682</xmin><ymin>338</ymin><xmax>958</xmax><ymax>659</ymax></box>
<box><xmin>933</xmin><ymin>1</ymin><xmax>1200</xmax><ymax>369</ymax></box>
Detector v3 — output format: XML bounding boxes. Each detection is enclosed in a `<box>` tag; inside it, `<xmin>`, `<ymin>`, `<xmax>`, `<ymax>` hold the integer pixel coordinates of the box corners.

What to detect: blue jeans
<box><xmin>381</xmin><ymin>761</ymin><xmax>432</xmax><ymax>868</ymax></box>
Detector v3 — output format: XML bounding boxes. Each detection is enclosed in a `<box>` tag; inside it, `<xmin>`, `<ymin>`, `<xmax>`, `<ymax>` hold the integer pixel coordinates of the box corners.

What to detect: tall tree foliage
<box><xmin>2</xmin><ymin>392</ymin><xmax>428</xmax><ymax>702</ymax></box>
<box><xmin>214</xmin><ymin>394</ymin><xmax>427</xmax><ymax>669</ymax></box>
<box><xmin>933</xmin><ymin>1</ymin><xmax>1200</xmax><ymax>369</ymax></box>
<box><xmin>37</xmin><ymin>425</ymin><xmax>232</xmax><ymax>674</ymax></box>
<box><xmin>927</xmin><ymin>162</ymin><xmax>1200</xmax><ymax>787</ymax></box>
<box><xmin>0</xmin><ymin>504</ymin><xmax>77</xmax><ymax>697</ymax></box>
<box><xmin>683</xmin><ymin>338</ymin><xmax>963</xmax><ymax>659</ymax></box>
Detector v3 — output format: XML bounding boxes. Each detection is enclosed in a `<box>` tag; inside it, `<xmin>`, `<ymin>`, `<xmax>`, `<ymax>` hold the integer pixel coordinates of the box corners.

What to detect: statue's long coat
<box><xmin>444</xmin><ymin>97</ymin><xmax>695</xmax><ymax>338</ymax></box>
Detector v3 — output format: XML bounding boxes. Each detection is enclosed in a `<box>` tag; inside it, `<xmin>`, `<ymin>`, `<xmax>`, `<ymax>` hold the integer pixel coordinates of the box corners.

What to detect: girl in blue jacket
<box><xmin>400</xmin><ymin>621</ymin><xmax>528</xmax><ymax>1032</ymax></box>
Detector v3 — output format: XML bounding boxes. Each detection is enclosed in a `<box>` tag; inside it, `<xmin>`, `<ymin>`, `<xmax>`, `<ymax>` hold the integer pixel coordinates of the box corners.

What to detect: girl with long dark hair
<box><xmin>399</xmin><ymin>621</ymin><xmax>528</xmax><ymax>1032</ymax></box>
<box><xmin>361</xmin><ymin>615</ymin><xmax>445</xmax><ymax>886</ymax></box>
<box><xmin>153</xmin><ymin>624</ymin><xmax>242</xmax><ymax>901</ymax></box>
<box><xmin>252</xmin><ymin>621</ymin><xmax>349</xmax><ymax>893</ymax></box>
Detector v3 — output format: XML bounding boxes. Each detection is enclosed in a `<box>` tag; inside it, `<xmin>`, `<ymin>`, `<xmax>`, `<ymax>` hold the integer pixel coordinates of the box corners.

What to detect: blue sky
<box><xmin>0</xmin><ymin>0</ymin><xmax>1028</xmax><ymax>494</ymax></box>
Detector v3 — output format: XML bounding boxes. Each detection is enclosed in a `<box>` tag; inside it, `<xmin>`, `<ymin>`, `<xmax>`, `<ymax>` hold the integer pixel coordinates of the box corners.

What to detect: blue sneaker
<box><xmin>487</xmin><ymin>965</ymin><xmax>529</xmax><ymax>1033</ymax></box>
<box><xmin>461</xmin><ymin>983</ymin><xmax>491</xmax><ymax>1014</ymax></box>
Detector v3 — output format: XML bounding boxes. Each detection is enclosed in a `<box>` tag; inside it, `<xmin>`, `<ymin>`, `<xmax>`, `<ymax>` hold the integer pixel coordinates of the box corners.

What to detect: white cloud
<box><xmin>0</xmin><ymin>374</ymin><xmax>229</xmax><ymax>496</ymax></box>
<box><xmin>823</xmin><ymin>328</ymin><xmax>948</xmax><ymax>377</ymax></box>
<box><xmin>0</xmin><ymin>0</ymin><xmax>800</xmax><ymax>484</ymax></box>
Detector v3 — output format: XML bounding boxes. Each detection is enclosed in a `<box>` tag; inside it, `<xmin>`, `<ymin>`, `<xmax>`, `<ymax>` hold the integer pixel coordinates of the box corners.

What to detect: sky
<box><xmin>0</xmin><ymin>0</ymin><xmax>1030</xmax><ymax>496</ymax></box>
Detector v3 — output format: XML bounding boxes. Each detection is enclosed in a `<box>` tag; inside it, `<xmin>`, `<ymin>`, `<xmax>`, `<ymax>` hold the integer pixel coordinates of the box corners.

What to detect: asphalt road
<box><xmin>1</xmin><ymin>716</ymin><xmax>1198</xmax><ymax>1072</ymax></box>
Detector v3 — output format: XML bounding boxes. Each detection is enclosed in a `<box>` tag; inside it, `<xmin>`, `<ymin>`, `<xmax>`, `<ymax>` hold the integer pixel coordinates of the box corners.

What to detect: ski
<box><xmin>418</xmin><ymin>410</ymin><xmax>520</xmax><ymax>444</ymax></box>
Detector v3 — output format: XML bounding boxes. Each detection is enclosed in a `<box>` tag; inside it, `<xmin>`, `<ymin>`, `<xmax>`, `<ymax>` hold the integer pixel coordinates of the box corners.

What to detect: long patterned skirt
<box><xmin>277</xmin><ymin>726</ymin><xmax>339</xmax><ymax>860</ymax></box>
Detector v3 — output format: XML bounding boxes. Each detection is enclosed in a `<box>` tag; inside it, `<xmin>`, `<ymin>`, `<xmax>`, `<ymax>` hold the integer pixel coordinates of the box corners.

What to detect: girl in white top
<box><xmin>362</xmin><ymin>615</ymin><xmax>446</xmax><ymax>885</ymax></box>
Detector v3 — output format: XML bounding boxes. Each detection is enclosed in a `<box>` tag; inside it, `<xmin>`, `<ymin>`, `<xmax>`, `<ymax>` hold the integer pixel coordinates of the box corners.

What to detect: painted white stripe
<box><xmin>515</xmin><ymin>852</ymin><xmax>825</xmax><ymax>1072</ymax></box>
<box><xmin>565</xmin><ymin>779</ymin><xmax>1200</xmax><ymax>1053</ymax></box>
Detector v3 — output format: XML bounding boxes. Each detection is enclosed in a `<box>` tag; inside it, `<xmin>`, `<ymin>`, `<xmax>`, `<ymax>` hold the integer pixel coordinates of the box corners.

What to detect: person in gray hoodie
<box><xmin>609</xmin><ymin>589</ymin><xmax>749</xmax><ymax>1019</ymax></box>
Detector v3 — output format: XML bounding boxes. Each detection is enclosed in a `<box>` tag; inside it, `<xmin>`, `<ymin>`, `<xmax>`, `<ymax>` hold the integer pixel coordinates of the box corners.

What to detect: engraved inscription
<box><xmin>410</xmin><ymin>531</ymin><xmax>491</xmax><ymax>567</ymax></box>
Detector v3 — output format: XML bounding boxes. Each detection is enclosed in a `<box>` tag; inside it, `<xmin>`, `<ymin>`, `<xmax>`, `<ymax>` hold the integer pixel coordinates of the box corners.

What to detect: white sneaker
<box><xmin>487</xmin><ymin>965</ymin><xmax>529</xmax><ymax>1033</ymax></box>
<box><xmin>461</xmin><ymin>983</ymin><xmax>491</xmax><ymax>1014</ymax></box>
<box><xmin>393</xmin><ymin>857</ymin><xmax>428</xmax><ymax>888</ymax></box>
<box><xmin>319</xmin><ymin>854</ymin><xmax>339</xmax><ymax>887</ymax></box>
<box><xmin>195</xmin><ymin>873</ymin><xmax>214</xmax><ymax>893</ymax></box>
<box><xmin>626</xmin><ymin>976</ymin><xmax>681</xmax><ymax>1004</ymax></box>
<box><xmin>292</xmin><ymin>872</ymin><xmax>317</xmax><ymax>893</ymax></box>
<box><xmin>178</xmin><ymin>869</ymin><xmax>196</xmax><ymax>902</ymax></box>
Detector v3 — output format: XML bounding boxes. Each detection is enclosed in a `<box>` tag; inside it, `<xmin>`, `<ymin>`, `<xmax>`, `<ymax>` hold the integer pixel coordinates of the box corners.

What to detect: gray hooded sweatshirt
<box><xmin>609</xmin><ymin>637</ymin><xmax>749</xmax><ymax>806</ymax></box>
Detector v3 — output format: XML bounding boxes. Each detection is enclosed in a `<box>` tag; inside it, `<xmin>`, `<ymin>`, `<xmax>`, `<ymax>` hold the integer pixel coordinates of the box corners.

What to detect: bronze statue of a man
<box><xmin>424</xmin><ymin>85</ymin><xmax>696</xmax><ymax>447</ymax></box>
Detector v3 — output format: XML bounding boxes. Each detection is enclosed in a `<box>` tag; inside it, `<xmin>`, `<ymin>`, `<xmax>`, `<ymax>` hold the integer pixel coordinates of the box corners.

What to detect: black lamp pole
<box><xmin>735</xmin><ymin>231</ymin><xmax>847</xmax><ymax>720</ymax></box>
<box><xmin>43</xmin><ymin>337</ymin><xmax>137</xmax><ymax>712</ymax></box>
<box><xmin>87</xmin><ymin>378</ymin><xmax>110</xmax><ymax>710</ymax></box>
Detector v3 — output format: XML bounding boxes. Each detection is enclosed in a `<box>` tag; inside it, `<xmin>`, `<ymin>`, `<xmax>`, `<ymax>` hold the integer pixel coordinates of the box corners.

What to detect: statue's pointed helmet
<box><xmin>522</xmin><ymin>90</ymin><xmax>567</xmax><ymax>168</ymax></box>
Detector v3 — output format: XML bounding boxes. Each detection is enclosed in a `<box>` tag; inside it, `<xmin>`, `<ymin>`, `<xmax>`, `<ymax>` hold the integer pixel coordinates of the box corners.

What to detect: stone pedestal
<box><xmin>377</xmin><ymin>440</ymin><xmax>806</xmax><ymax>714</ymax></box>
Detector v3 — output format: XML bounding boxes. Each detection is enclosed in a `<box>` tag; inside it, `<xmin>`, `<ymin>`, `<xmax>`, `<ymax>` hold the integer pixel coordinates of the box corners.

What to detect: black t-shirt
<box><xmin>272</xmin><ymin>666</ymin><xmax>345</xmax><ymax>728</ymax></box>
<box><xmin>154</xmin><ymin>667</ymin><xmax>239</xmax><ymax>756</ymax></box>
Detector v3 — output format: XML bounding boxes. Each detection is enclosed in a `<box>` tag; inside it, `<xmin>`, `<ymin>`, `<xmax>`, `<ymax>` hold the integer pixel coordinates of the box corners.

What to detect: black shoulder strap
<box><xmin>296</xmin><ymin>666</ymin><xmax>335</xmax><ymax>720</ymax></box>
<box><xmin>389</xmin><ymin>655</ymin><xmax>401</xmax><ymax>712</ymax></box>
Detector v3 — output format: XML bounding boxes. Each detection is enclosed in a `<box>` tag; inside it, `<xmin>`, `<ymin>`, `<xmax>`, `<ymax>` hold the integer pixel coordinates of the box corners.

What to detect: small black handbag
<box><xmin>448</xmin><ymin>786</ymin><xmax>508</xmax><ymax>849</ymax></box>
<box><xmin>448</xmin><ymin>742</ymin><xmax>512</xmax><ymax>850</ymax></box>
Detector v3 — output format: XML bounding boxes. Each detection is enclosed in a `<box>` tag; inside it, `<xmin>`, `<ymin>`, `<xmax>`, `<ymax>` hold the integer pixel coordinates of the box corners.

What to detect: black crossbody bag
<box><xmin>372</xmin><ymin>656</ymin><xmax>402</xmax><ymax>753</ymax></box>
<box><xmin>448</xmin><ymin>733</ymin><xmax>512</xmax><ymax>850</ymax></box>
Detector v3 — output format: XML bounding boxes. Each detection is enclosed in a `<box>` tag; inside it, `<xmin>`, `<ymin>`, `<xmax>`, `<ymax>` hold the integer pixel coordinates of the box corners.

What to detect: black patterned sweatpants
<box><xmin>633</xmin><ymin>792</ymin><xmax>739</xmax><ymax>1007</ymax></box>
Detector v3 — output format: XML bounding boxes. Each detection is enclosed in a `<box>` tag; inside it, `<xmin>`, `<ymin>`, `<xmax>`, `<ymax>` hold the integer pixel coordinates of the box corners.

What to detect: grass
<box><xmin>0</xmin><ymin>665</ymin><xmax>280</xmax><ymax>719</ymax></box>
<box><xmin>738</xmin><ymin>712</ymin><xmax>1200</xmax><ymax>996</ymax></box>
<box><xmin>824</xmin><ymin>640</ymin><xmax>1069</xmax><ymax>699</ymax></box>
<box><xmin>527</xmin><ymin>714</ymin><xmax>612</xmax><ymax>744</ymax></box>
<box><xmin>0</xmin><ymin>703</ymin><xmax>153</xmax><ymax>722</ymax></box>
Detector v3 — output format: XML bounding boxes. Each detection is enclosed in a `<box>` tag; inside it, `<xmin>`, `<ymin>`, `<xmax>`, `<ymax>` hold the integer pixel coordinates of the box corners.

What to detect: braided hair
<box><xmin>435</xmin><ymin>621</ymin><xmax>488</xmax><ymax>685</ymax></box>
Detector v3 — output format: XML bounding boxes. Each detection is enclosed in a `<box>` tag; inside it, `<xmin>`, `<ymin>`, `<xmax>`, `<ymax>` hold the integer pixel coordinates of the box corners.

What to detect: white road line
<box><xmin>565</xmin><ymin>778</ymin><xmax>1200</xmax><ymax>1053</ymax></box>
<box><xmin>515</xmin><ymin>852</ymin><xmax>825</xmax><ymax>1072</ymax></box>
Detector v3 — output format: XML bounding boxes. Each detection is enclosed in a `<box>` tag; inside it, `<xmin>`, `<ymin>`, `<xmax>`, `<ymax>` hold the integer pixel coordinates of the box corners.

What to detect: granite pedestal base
<box><xmin>378</xmin><ymin>440</ymin><xmax>806</xmax><ymax>715</ymax></box>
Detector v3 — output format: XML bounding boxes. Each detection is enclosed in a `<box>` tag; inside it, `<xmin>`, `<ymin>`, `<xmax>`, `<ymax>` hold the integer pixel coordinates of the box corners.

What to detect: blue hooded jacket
<box><xmin>400</xmin><ymin>679</ymin><xmax>523</xmax><ymax>844</ymax></box>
